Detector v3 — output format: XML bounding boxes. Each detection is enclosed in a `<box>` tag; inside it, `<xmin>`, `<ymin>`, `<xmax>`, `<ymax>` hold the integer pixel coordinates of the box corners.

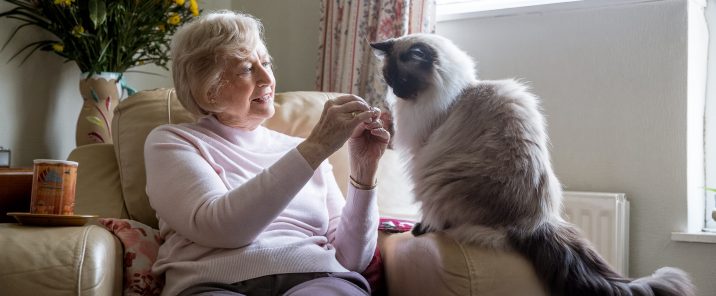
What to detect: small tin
<box><xmin>29</xmin><ymin>159</ymin><xmax>79</xmax><ymax>215</ymax></box>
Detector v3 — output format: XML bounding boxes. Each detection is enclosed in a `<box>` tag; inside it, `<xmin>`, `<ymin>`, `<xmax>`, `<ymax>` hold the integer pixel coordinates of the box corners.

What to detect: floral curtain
<box><xmin>315</xmin><ymin>0</ymin><xmax>436</xmax><ymax>113</ymax></box>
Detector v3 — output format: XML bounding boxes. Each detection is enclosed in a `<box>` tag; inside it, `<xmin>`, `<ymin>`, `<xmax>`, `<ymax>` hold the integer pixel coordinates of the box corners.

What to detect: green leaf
<box><xmin>2</xmin><ymin>23</ymin><xmax>34</xmax><ymax>51</ymax></box>
<box><xmin>706</xmin><ymin>187</ymin><xmax>716</xmax><ymax>193</ymax></box>
<box><xmin>0</xmin><ymin>7</ymin><xmax>50</xmax><ymax>27</ymax></box>
<box><xmin>18</xmin><ymin>41</ymin><xmax>49</xmax><ymax>64</ymax></box>
<box><xmin>7</xmin><ymin>40</ymin><xmax>53</xmax><ymax>64</ymax></box>
<box><xmin>88</xmin><ymin>0</ymin><xmax>107</xmax><ymax>29</ymax></box>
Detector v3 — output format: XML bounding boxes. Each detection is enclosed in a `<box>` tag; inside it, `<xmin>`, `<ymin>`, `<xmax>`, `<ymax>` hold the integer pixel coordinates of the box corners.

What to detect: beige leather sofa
<box><xmin>0</xmin><ymin>90</ymin><xmax>545</xmax><ymax>296</ymax></box>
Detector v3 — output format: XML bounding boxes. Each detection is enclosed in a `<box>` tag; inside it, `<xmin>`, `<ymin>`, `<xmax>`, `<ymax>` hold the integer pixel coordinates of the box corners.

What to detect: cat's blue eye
<box><xmin>409</xmin><ymin>48</ymin><xmax>426</xmax><ymax>59</ymax></box>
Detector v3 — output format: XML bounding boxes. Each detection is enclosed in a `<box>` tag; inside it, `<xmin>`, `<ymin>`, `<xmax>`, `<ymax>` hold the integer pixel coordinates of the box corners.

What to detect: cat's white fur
<box><xmin>387</xmin><ymin>34</ymin><xmax>477</xmax><ymax>158</ymax></box>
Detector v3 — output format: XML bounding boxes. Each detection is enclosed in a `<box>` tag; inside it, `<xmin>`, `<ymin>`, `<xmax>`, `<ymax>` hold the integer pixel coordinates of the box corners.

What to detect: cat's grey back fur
<box><xmin>412</xmin><ymin>80</ymin><xmax>562</xmax><ymax>242</ymax></box>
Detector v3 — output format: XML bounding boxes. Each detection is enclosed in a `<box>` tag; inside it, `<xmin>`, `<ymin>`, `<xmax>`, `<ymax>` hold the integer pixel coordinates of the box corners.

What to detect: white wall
<box><xmin>232</xmin><ymin>0</ymin><xmax>322</xmax><ymax>92</ymax></box>
<box><xmin>437</xmin><ymin>0</ymin><xmax>715</xmax><ymax>294</ymax></box>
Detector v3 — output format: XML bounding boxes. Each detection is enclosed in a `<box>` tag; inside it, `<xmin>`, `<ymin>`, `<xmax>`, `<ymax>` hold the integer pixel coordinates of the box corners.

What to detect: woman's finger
<box><xmin>332</xmin><ymin>94</ymin><xmax>366</xmax><ymax>105</ymax></box>
<box><xmin>370</xmin><ymin>106</ymin><xmax>381</xmax><ymax>119</ymax></box>
<box><xmin>332</xmin><ymin>100</ymin><xmax>371</xmax><ymax>114</ymax></box>
<box><xmin>363</xmin><ymin>118</ymin><xmax>383</xmax><ymax>129</ymax></box>
<box><xmin>330</xmin><ymin>102</ymin><xmax>377</xmax><ymax>124</ymax></box>
<box><xmin>370</xmin><ymin>128</ymin><xmax>391</xmax><ymax>144</ymax></box>
<box><xmin>349</xmin><ymin>111</ymin><xmax>380</xmax><ymax>138</ymax></box>
<box><xmin>353</xmin><ymin>109</ymin><xmax>379</xmax><ymax>124</ymax></box>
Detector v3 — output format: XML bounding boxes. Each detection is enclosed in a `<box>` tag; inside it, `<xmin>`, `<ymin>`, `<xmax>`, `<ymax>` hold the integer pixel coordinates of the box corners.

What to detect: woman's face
<box><xmin>214</xmin><ymin>49</ymin><xmax>276</xmax><ymax>130</ymax></box>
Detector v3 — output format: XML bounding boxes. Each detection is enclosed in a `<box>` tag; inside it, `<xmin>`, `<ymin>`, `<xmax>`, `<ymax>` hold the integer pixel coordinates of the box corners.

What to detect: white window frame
<box><xmin>702</xmin><ymin>0</ymin><xmax>716</xmax><ymax>232</ymax></box>
<box><xmin>437</xmin><ymin>0</ymin><xmax>582</xmax><ymax>21</ymax></box>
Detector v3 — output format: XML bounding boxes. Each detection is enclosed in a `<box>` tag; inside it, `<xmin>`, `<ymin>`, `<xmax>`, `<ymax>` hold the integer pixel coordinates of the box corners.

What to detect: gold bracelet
<box><xmin>349</xmin><ymin>175</ymin><xmax>377</xmax><ymax>190</ymax></box>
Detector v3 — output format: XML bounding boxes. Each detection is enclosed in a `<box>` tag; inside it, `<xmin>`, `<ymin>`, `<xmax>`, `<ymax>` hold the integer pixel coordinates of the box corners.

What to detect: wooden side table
<box><xmin>0</xmin><ymin>168</ymin><xmax>33</xmax><ymax>223</ymax></box>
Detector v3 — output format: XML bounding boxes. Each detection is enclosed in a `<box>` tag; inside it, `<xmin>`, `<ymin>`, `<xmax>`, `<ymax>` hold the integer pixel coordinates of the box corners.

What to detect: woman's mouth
<box><xmin>252</xmin><ymin>93</ymin><xmax>272</xmax><ymax>104</ymax></box>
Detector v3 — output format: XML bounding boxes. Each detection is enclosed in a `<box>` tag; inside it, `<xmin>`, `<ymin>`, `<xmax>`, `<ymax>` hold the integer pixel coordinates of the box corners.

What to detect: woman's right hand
<box><xmin>297</xmin><ymin>95</ymin><xmax>377</xmax><ymax>169</ymax></box>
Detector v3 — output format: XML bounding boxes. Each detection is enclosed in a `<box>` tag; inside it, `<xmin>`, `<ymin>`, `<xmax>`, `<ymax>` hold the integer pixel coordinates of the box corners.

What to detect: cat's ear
<box><xmin>370</xmin><ymin>40</ymin><xmax>394</xmax><ymax>58</ymax></box>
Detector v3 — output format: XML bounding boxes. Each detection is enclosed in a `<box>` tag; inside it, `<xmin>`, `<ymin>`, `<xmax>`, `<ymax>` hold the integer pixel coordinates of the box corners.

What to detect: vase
<box><xmin>76</xmin><ymin>72</ymin><xmax>135</xmax><ymax>146</ymax></box>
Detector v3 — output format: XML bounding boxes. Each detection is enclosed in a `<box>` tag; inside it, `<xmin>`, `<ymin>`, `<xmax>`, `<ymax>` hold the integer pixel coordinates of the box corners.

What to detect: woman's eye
<box><xmin>262</xmin><ymin>62</ymin><xmax>272</xmax><ymax>69</ymax></box>
<box><xmin>239</xmin><ymin>67</ymin><xmax>252</xmax><ymax>75</ymax></box>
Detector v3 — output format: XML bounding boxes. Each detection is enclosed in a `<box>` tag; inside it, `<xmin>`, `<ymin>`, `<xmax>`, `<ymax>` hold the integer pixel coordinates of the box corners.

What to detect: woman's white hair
<box><xmin>171</xmin><ymin>10</ymin><xmax>268</xmax><ymax>116</ymax></box>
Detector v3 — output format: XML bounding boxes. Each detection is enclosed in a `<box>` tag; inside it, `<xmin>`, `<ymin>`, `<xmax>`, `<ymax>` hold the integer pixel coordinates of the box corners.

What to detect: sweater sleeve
<box><xmin>324</xmin><ymin>164</ymin><xmax>379</xmax><ymax>272</ymax></box>
<box><xmin>144</xmin><ymin>127</ymin><xmax>315</xmax><ymax>248</ymax></box>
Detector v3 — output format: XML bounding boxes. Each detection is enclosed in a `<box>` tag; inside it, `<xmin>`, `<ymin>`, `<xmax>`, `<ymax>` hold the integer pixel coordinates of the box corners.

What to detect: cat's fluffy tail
<box><xmin>507</xmin><ymin>222</ymin><xmax>695</xmax><ymax>296</ymax></box>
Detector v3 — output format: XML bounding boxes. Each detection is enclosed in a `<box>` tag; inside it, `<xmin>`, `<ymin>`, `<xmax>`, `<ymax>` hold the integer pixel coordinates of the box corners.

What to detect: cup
<box><xmin>29</xmin><ymin>159</ymin><xmax>79</xmax><ymax>215</ymax></box>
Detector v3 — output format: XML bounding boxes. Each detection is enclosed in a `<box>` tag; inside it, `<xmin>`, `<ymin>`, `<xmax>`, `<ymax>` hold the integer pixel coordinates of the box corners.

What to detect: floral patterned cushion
<box><xmin>99</xmin><ymin>218</ymin><xmax>164</xmax><ymax>296</ymax></box>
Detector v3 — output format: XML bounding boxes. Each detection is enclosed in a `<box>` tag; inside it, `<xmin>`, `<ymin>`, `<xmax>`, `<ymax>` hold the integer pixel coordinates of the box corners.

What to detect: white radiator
<box><xmin>563</xmin><ymin>191</ymin><xmax>630</xmax><ymax>275</ymax></box>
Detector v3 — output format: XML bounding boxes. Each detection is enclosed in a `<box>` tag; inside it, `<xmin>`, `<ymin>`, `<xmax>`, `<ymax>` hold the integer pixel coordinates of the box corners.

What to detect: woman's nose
<box><xmin>256</xmin><ymin>65</ymin><xmax>273</xmax><ymax>87</ymax></box>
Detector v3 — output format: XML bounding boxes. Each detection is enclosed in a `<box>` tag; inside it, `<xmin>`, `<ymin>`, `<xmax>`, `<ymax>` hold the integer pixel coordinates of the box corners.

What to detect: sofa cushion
<box><xmin>68</xmin><ymin>143</ymin><xmax>128</xmax><ymax>220</ymax></box>
<box><xmin>112</xmin><ymin>89</ymin><xmax>196</xmax><ymax>228</ymax></box>
<box><xmin>265</xmin><ymin>91</ymin><xmax>352</xmax><ymax>194</ymax></box>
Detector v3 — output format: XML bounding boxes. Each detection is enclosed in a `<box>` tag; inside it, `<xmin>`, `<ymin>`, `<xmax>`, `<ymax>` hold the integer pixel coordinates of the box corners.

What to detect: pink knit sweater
<box><xmin>144</xmin><ymin>116</ymin><xmax>379</xmax><ymax>296</ymax></box>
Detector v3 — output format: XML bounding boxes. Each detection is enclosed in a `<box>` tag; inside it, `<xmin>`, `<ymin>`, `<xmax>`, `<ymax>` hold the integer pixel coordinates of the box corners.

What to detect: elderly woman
<box><xmin>144</xmin><ymin>10</ymin><xmax>389</xmax><ymax>296</ymax></box>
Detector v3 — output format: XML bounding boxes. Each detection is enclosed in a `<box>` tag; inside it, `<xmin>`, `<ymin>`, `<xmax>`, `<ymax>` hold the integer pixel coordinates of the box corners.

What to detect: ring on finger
<box><xmin>351</xmin><ymin>111</ymin><xmax>360</xmax><ymax>118</ymax></box>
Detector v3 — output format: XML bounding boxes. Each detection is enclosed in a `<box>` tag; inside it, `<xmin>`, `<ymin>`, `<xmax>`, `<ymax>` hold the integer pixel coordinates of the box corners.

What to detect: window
<box><xmin>437</xmin><ymin>0</ymin><xmax>583</xmax><ymax>21</ymax></box>
<box><xmin>436</xmin><ymin>0</ymin><xmax>716</xmax><ymax>237</ymax></box>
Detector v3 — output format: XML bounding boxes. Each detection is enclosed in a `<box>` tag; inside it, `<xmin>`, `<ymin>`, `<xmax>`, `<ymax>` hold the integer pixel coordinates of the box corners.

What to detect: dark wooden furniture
<box><xmin>0</xmin><ymin>168</ymin><xmax>33</xmax><ymax>223</ymax></box>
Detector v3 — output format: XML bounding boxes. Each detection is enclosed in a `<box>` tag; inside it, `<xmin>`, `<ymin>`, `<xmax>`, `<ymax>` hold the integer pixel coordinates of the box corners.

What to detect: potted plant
<box><xmin>0</xmin><ymin>0</ymin><xmax>200</xmax><ymax>145</ymax></box>
<box><xmin>705</xmin><ymin>187</ymin><xmax>716</xmax><ymax>223</ymax></box>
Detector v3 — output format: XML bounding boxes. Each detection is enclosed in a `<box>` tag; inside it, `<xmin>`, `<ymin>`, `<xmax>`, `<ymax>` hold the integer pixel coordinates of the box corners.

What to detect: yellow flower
<box><xmin>72</xmin><ymin>25</ymin><xmax>85</xmax><ymax>37</ymax></box>
<box><xmin>52</xmin><ymin>43</ymin><xmax>64</xmax><ymax>53</ymax></box>
<box><xmin>189</xmin><ymin>0</ymin><xmax>199</xmax><ymax>16</ymax></box>
<box><xmin>173</xmin><ymin>0</ymin><xmax>185</xmax><ymax>5</ymax></box>
<box><xmin>54</xmin><ymin>0</ymin><xmax>74</xmax><ymax>7</ymax></box>
<box><xmin>167</xmin><ymin>13</ymin><xmax>181</xmax><ymax>25</ymax></box>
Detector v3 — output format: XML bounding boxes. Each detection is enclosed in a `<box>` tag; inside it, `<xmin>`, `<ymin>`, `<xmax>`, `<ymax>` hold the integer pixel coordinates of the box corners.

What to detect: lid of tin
<box><xmin>33</xmin><ymin>159</ymin><xmax>79</xmax><ymax>166</ymax></box>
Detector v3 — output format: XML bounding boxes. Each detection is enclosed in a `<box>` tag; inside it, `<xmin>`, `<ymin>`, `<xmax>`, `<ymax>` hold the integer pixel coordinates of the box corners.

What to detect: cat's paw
<box><xmin>411</xmin><ymin>222</ymin><xmax>427</xmax><ymax>237</ymax></box>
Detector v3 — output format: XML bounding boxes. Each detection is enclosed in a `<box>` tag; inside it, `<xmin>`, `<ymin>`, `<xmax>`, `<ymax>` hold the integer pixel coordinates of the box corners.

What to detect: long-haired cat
<box><xmin>371</xmin><ymin>33</ymin><xmax>695</xmax><ymax>296</ymax></box>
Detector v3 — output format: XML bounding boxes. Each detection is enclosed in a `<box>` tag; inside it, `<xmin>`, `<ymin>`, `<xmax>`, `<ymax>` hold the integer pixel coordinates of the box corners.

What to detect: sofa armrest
<box><xmin>0</xmin><ymin>224</ymin><xmax>123</xmax><ymax>296</ymax></box>
<box><xmin>380</xmin><ymin>231</ymin><xmax>546</xmax><ymax>296</ymax></box>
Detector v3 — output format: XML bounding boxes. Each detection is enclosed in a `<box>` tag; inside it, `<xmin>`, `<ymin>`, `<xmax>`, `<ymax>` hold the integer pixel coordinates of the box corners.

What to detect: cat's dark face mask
<box><xmin>371</xmin><ymin>40</ymin><xmax>436</xmax><ymax>100</ymax></box>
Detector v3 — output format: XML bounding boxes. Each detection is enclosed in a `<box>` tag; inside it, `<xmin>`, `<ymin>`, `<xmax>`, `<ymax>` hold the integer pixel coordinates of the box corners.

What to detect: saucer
<box><xmin>6</xmin><ymin>212</ymin><xmax>98</xmax><ymax>227</ymax></box>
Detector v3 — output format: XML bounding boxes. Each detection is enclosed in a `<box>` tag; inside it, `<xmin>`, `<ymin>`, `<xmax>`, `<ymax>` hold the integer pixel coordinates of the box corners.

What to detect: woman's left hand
<box><xmin>348</xmin><ymin>107</ymin><xmax>391</xmax><ymax>186</ymax></box>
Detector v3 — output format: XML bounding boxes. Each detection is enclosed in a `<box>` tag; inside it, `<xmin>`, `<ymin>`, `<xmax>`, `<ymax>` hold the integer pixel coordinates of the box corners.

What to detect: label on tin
<box><xmin>30</xmin><ymin>161</ymin><xmax>77</xmax><ymax>215</ymax></box>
